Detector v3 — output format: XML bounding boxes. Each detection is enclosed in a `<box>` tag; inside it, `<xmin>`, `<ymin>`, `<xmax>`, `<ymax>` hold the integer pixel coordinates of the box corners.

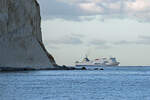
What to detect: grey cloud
<box><xmin>114</xmin><ymin>40</ymin><xmax>134</xmax><ymax>45</ymax></box>
<box><xmin>89</xmin><ymin>39</ymin><xmax>107</xmax><ymax>45</ymax></box>
<box><xmin>88</xmin><ymin>35</ymin><xmax>150</xmax><ymax>49</ymax></box>
<box><xmin>136</xmin><ymin>35</ymin><xmax>150</xmax><ymax>45</ymax></box>
<box><xmin>37</xmin><ymin>0</ymin><xmax>84</xmax><ymax>21</ymax></box>
<box><xmin>138</xmin><ymin>35</ymin><xmax>150</xmax><ymax>40</ymax></box>
<box><xmin>135</xmin><ymin>41</ymin><xmax>150</xmax><ymax>45</ymax></box>
<box><xmin>88</xmin><ymin>39</ymin><xmax>112</xmax><ymax>49</ymax></box>
<box><xmin>38</xmin><ymin>0</ymin><xmax>150</xmax><ymax>22</ymax></box>
<box><xmin>45</xmin><ymin>34</ymin><xmax>83</xmax><ymax>46</ymax></box>
<box><xmin>114</xmin><ymin>35</ymin><xmax>150</xmax><ymax>45</ymax></box>
<box><xmin>44</xmin><ymin>35</ymin><xmax>150</xmax><ymax>50</ymax></box>
<box><xmin>45</xmin><ymin>45</ymin><xmax>59</xmax><ymax>50</ymax></box>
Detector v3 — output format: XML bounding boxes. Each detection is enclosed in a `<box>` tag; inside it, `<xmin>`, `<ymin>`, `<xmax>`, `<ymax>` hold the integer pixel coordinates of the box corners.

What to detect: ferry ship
<box><xmin>75</xmin><ymin>56</ymin><xmax>120</xmax><ymax>68</ymax></box>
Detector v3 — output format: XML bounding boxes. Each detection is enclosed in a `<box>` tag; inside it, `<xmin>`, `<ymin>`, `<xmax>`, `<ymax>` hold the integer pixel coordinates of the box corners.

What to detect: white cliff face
<box><xmin>0</xmin><ymin>0</ymin><xmax>54</xmax><ymax>68</ymax></box>
<box><xmin>0</xmin><ymin>0</ymin><xmax>8</xmax><ymax>35</ymax></box>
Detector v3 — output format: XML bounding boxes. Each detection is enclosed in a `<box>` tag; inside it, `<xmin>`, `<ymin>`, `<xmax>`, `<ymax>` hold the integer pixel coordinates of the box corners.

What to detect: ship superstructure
<box><xmin>75</xmin><ymin>56</ymin><xmax>120</xmax><ymax>67</ymax></box>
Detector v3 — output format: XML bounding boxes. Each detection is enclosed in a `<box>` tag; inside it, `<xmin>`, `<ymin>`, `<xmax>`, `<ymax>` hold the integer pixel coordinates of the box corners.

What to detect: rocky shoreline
<box><xmin>0</xmin><ymin>65</ymin><xmax>105</xmax><ymax>72</ymax></box>
<box><xmin>0</xmin><ymin>66</ymin><xmax>84</xmax><ymax>72</ymax></box>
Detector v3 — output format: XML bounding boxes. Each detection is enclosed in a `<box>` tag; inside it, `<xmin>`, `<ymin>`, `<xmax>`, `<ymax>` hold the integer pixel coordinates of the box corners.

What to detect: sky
<box><xmin>37</xmin><ymin>0</ymin><xmax>150</xmax><ymax>66</ymax></box>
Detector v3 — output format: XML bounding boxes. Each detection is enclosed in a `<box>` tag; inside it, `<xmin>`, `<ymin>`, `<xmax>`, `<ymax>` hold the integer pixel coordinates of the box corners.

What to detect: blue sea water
<box><xmin>0</xmin><ymin>66</ymin><xmax>150</xmax><ymax>100</ymax></box>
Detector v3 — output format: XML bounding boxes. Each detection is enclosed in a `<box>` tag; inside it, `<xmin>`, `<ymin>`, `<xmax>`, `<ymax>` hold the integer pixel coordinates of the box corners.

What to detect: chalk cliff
<box><xmin>0</xmin><ymin>0</ymin><xmax>56</xmax><ymax>69</ymax></box>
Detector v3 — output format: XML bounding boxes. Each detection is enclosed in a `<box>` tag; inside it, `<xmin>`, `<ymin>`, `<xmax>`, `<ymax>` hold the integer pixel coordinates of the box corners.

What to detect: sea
<box><xmin>0</xmin><ymin>66</ymin><xmax>150</xmax><ymax>100</ymax></box>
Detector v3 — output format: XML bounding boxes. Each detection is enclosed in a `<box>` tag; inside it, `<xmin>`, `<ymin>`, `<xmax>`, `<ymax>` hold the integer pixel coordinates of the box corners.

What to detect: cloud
<box><xmin>114</xmin><ymin>35</ymin><xmax>150</xmax><ymax>45</ymax></box>
<box><xmin>37</xmin><ymin>0</ymin><xmax>83</xmax><ymax>21</ymax></box>
<box><xmin>89</xmin><ymin>39</ymin><xmax>107</xmax><ymax>45</ymax></box>
<box><xmin>114</xmin><ymin>40</ymin><xmax>134</xmax><ymax>45</ymax></box>
<box><xmin>126</xmin><ymin>0</ymin><xmax>150</xmax><ymax>12</ymax></box>
<box><xmin>138</xmin><ymin>35</ymin><xmax>150</xmax><ymax>40</ymax></box>
<box><xmin>44</xmin><ymin>35</ymin><xmax>150</xmax><ymax>50</ymax></box>
<box><xmin>45</xmin><ymin>34</ymin><xmax>83</xmax><ymax>46</ymax></box>
<box><xmin>79</xmin><ymin>2</ymin><xmax>104</xmax><ymax>14</ymax></box>
<box><xmin>38</xmin><ymin>0</ymin><xmax>150</xmax><ymax>22</ymax></box>
<box><xmin>87</xmin><ymin>35</ymin><xmax>150</xmax><ymax>49</ymax></box>
<box><xmin>136</xmin><ymin>35</ymin><xmax>150</xmax><ymax>45</ymax></box>
<box><xmin>88</xmin><ymin>39</ymin><xmax>112</xmax><ymax>49</ymax></box>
